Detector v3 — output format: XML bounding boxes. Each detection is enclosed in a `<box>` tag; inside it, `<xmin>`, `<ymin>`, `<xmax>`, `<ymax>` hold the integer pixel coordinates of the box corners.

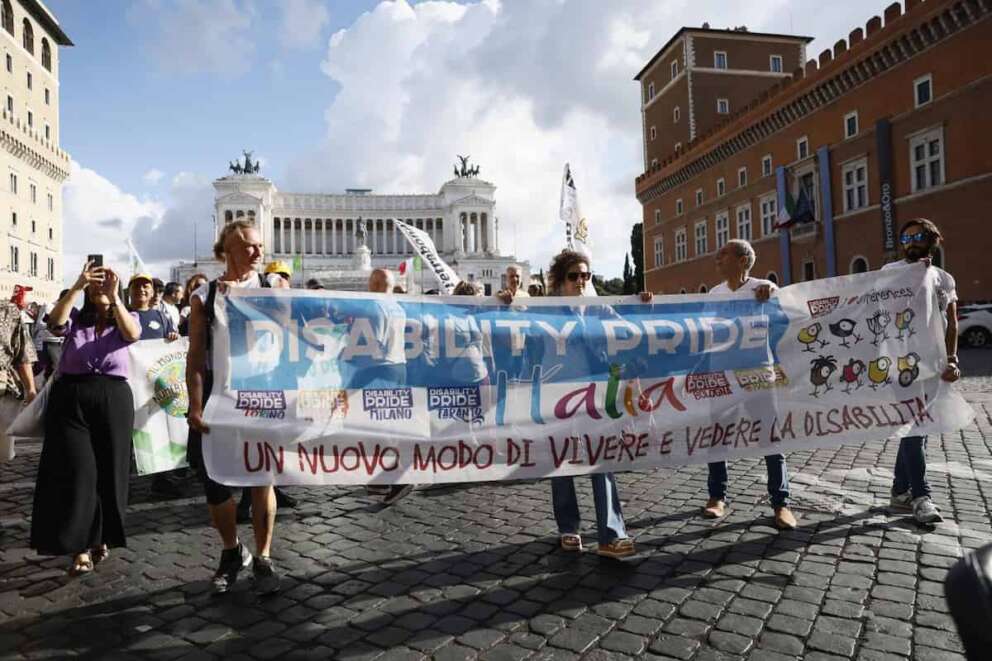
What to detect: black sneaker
<box><xmin>382</xmin><ymin>484</ymin><xmax>414</xmax><ymax>506</ymax></box>
<box><xmin>253</xmin><ymin>556</ymin><xmax>280</xmax><ymax>595</ymax></box>
<box><xmin>212</xmin><ymin>543</ymin><xmax>252</xmax><ymax>594</ymax></box>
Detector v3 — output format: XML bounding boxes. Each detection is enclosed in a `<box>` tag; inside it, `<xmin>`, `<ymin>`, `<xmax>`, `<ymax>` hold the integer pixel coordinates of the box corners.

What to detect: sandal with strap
<box><xmin>91</xmin><ymin>545</ymin><xmax>109</xmax><ymax>564</ymax></box>
<box><xmin>69</xmin><ymin>553</ymin><xmax>94</xmax><ymax>576</ymax></box>
<box><xmin>596</xmin><ymin>538</ymin><xmax>636</xmax><ymax>559</ymax></box>
<box><xmin>560</xmin><ymin>533</ymin><xmax>583</xmax><ymax>552</ymax></box>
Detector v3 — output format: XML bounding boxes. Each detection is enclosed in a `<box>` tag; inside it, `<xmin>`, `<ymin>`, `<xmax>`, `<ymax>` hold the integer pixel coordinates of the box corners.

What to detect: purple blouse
<box><xmin>55</xmin><ymin>308</ymin><xmax>139</xmax><ymax>378</ymax></box>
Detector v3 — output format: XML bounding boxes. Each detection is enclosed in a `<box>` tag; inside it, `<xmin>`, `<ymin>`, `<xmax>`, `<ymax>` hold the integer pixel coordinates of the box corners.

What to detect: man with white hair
<box><xmin>501</xmin><ymin>264</ymin><xmax>529</xmax><ymax>299</ymax></box>
<box><xmin>703</xmin><ymin>239</ymin><xmax>796</xmax><ymax>530</ymax></box>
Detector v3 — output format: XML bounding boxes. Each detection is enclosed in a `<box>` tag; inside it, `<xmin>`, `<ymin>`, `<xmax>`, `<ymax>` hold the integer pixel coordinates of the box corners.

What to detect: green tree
<box><xmin>593</xmin><ymin>276</ymin><xmax>626</xmax><ymax>295</ymax></box>
<box><xmin>630</xmin><ymin>222</ymin><xmax>644</xmax><ymax>292</ymax></box>
<box><xmin>622</xmin><ymin>254</ymin><xmax>634</xmax><ymax>294</ymax></box>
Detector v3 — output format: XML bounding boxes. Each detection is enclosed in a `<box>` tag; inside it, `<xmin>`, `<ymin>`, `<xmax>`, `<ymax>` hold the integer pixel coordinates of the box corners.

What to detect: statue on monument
<box><xmin>454</xmin><ymin>155</ymin><xmax>481</xmax><ymax>178</ymax></box>
<box><xmin>229</xmin><ymin>150</ymin><xmax>261</xmax><ymax>175</ymax></box>
<box><xmin>356</xmin><ymin>217</ymin><xmax>368</xmax><ymax>248</ymax></box>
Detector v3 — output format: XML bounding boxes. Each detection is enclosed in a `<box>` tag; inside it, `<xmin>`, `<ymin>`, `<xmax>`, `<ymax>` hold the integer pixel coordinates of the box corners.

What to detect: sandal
<box><xmin>596</xmin><ymin>538</ymin><xmax>636</xmax><ymax>559</ymax></box>
<box><xmin>560</xmin><ymin>533</ymin><xmax>583</xmax><ymax>552</ymax></box>
<box><xmin>69</xmin><ymin>553</ymin><xmax>94</xmax><ymax>576</ymax></box>
<box><xmin>91</xmin><ymin>545</ymin><xmax>109</xmax><ymax>564</ymax></box>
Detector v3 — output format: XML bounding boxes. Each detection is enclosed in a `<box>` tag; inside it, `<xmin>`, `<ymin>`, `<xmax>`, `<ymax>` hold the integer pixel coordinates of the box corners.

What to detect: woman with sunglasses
<box><xmin>502</xmin><ymin>250</ymin><xmax>651</xmax><ymax>558</ymax></box>
<box><xmin>879</xmin><ymin>218</ymin><xmax>959</xmax><ymax>524</ymax></box>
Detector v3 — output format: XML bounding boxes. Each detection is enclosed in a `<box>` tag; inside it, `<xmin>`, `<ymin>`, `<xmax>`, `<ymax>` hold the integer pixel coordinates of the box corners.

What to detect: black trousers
<box><xmin>31</xmin><ymin>375</ymin><xmax>135</xmax><ymax>555</ymax></box>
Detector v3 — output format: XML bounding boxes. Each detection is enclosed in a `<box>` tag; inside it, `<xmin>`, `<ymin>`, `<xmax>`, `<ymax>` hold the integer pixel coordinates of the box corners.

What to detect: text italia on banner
<box><xmin>200</xmin><ymin>264</ymin><xmax>974</xmax><ymax>486</ymax></box>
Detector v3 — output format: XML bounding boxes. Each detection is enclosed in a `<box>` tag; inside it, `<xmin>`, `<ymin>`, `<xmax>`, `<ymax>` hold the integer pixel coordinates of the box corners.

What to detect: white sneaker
<box><xmin>912</xmin><ymin>496</ymin><xmax>943</xmax><ymax>524</ymax></box>
<box><xmin>889</xmin><ymin>490</ymin><xmax>912</xmax><ymax>511</ymax></box>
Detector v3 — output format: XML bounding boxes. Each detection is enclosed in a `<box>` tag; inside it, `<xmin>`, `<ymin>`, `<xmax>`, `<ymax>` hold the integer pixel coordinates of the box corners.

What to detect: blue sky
<box><xmin>49</xmin><ymin>0</ymin><xmax>863</xmax><ymax>282</ymax></box>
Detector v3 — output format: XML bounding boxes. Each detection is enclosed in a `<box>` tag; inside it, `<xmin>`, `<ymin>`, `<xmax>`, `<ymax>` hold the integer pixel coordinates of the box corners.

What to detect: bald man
<box><xmin>368</xmin><ymin>268</ymin><xmax>394</xmax><ymax>294</ymax></box>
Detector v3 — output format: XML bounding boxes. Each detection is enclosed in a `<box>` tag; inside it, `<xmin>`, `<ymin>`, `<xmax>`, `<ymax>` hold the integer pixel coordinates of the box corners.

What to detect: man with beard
<box><xmin>881</xmin><ymin>218</ymin><xmax>959</xmax><ymax>524</ymax></box>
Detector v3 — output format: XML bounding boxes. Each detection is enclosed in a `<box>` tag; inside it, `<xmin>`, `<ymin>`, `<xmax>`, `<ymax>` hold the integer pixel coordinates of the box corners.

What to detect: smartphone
<box><xmin>86</xmin><ymin>254</ymin><xmax>103</xmax><ymax>268</ymax></box>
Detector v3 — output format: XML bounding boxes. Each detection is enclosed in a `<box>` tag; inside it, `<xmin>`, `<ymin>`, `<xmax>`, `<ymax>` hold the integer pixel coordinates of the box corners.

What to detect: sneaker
<box><xmin>381</xmin><ymin>484</ymin><xmax>414</xmax><ymax>506</ymax></box>
<box><xmin>774</xmin><ymin>506</ymin><xmax>798</xmax><ymax>530</ymax></box>
<box><xmin>253</xmin><ymin>556</ymin><xmax>280</xmax><ymax>595</ymax></box>
<box><xmin>889</xmin><ymin>490</ymin><xmax>913</xmax><ymax>512</ymax></box>
<box><xmin>212</xmin><ymin>543</ymin><xmax>252</xmax><ymax>594</ymax></box>
<box><xmin>912</xmin><ymin>496</ymin><xmax>943</xmax><ymax>524</ymax></box>
<box><xmin>702</xmin><ymin>498</ymin><xmax>727</xmax><ymax>519</ymax></box>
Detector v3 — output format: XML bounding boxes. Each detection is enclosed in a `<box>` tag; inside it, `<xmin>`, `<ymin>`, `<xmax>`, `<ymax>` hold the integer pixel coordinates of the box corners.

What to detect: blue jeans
<box><xmin>708</xmin><ymin>454</ymin><xmax>789</xmax><ymax>508</ymax></box>
<box><xmin>551</xmin><ymin>473</ymin><xmax>627</xmax><ymax>543</ymax></box>
<box><xmin>892</xmin><ymin>435</ymin><xmax>930</xmax><ymax>499</ymax></box>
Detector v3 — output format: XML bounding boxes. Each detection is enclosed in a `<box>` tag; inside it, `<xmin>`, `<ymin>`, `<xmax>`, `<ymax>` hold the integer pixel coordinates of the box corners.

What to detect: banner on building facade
<box><xmin>200</xmin><ymin>265</ymin><xmax>973</xmax><ymax>486</ymax></box>
<box><xmin>394</xmin><ymin>220</ymin><xmax>459</xmax><ymax>294</ymax></box>
<box><xmin>129</xmin><ymin>339</ymin><xmax>190</xmax><ymax>475</ymax></box>
<box><xmin>876</xmin><ymin>118</ymin><xmax>898</xmax><ymax>252</ymax></box>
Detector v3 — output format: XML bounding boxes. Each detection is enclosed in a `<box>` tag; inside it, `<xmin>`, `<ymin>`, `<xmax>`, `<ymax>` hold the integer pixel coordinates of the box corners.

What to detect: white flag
<box><xmin>394</xmin><ymin>220</ymin><xmax>459</xmax><ymax>294</ymax></box>
<box><xmin>559</xmin><ymin>163</ymin><xmax>591</xmax><ymax>258</ymax></box>
<box><xmin>125</xmin><ymin>237</ymin><xmax>149</xmax><ymax>278</ymax></box>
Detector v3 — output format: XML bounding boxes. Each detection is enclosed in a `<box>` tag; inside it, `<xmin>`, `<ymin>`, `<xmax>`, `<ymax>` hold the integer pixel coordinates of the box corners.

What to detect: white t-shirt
<box><xmin>709</xmin><ymin>277</ymin><xmax>778</xmax><ymax>296</ymax></box>
<box><xmin>880</xmin><ymin>259</ymin><xmax>957</xmax><ymax>317</ymax></box>
<box><xmin>191</xmin><ymin>272</ymin><xmax>263</xmax><ymax>307</ymax></box>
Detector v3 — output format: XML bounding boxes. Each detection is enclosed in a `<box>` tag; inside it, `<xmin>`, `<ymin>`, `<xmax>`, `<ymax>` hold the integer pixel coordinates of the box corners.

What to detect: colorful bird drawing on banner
<box><xmin>897</xmin><ymin>352</ymin><xmax>921</xmax><ymax>387</ymax></box>
<box><xmin>839</xmin><ymin>358</ymin><xmax>866</xmax><ymax>394</ymax></box>
<box><xmin>895</xmin><ymin>308</ymin><xmax>916</xmax><ymax>340</ymax></box>
<box><xmin>809</xmin><ymin>355</ymin><xmax>838</xmax><ymax>397</ymax></box>
<box><xmin>867</xmin><ymin>311</ymin><xmax>892</xmax><ymax>346</ymax></box>
<box><xmin>798</xmin><ymin>323</ymin><xmax>827</xmax><ymax>352</ymax></box>
<box><xmin>868</xmin><ymin>356</ymin><xmax>893</xmax><ymax>389</ymax></box>
<box><xmin>828</xmin><ymin>318</ymin><xmax>862</xmax><ymax>348</ymax></box>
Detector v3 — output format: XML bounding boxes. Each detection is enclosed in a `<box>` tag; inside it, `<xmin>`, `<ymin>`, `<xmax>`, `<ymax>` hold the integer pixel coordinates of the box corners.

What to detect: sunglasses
<box><xmin>900</xmin><ymin>231</ymin><xmax>928</xmax><ymax>244</ymax></box>
<box><xmin>566</xmin><ymin>271</ymin><xmax>592</xmax><ymax>282</ymax></box>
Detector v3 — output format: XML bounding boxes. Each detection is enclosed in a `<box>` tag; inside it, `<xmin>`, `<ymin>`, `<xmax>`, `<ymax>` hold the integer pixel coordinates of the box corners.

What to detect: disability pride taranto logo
<box><xmin>223</xmin><ymin>294</ymin><xmax>788</xmax><ymax>392</ymax></box>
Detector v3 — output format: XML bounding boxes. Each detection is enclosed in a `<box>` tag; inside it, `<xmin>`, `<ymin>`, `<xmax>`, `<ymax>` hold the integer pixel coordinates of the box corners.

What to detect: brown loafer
<box><xmin>596</xmin><ymin>538</ymin><xmax>635</xmax><ymax>559</ymax></box>
<box><xmin>702</xmin><ymin>498</ymin><xmax>727</xmax><ymax>519</ymax></box>
<box><xmin>774</xmin><ymin>506</ymin><xmax>797</xmax><ymax>530</ymax></box>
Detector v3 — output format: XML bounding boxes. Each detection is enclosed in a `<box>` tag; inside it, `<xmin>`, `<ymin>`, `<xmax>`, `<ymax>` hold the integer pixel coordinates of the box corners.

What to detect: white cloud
<box><xmin>142</xmin><ymin>168</ymin><xmax>165</xmax><ymax>185</ymax></box>
<box><xmin>287</xmin><ymin>0</ymin><xmax>791</xmax><ymax>278</ymax></box>
<box><xmin>132</xmin><ymin>0</ymin><xmax>256</xmax><ymax>76</ymax></box>
<box><xmin>279</xmin><ymin>0</ymin><xmax>330</xmax><ymax>49</ymax></box>
<box><xmin>62</xmin><ymin>161</ymin><xmax>217</xmax><ymax>285</ymax></box>
<box><xmin>62</xmin><ymin>161</ymin><xmax>165</xmax><ymax>282</ymax></box>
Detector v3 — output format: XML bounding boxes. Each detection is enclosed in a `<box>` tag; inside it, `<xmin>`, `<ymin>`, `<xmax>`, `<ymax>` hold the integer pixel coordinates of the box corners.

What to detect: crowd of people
<box><xmin>0</xmin><ymin>216</ymin><xmax>960</xmax><ymax>596</ymax></box>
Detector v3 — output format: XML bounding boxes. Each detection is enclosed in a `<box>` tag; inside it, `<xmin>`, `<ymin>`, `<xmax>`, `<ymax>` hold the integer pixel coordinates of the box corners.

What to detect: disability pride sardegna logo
<box><xmin>227</xmin><ymin>295</ymin><xmax>789</xmax><ymax>423</ymax></box>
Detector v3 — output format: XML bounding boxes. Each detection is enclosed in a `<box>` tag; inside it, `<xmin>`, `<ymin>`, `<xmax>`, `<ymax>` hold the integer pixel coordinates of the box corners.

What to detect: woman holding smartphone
<box><xmin>30</xmin><ymin>259</ymin><xmax>142</xmax><ymax>575</ymax></box>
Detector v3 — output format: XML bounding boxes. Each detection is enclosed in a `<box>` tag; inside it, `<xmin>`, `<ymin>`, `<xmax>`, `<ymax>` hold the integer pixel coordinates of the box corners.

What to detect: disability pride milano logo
<box><xmin>224</xmin><ymin>294</ymin><xmax>789</xmax><ymax>405</ymax></box>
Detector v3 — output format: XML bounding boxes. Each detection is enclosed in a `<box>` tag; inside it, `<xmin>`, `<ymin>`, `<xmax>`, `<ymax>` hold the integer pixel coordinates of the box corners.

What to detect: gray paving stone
<box><xmin>598</xmin><ymin>631</ymin><xmax>646</xmax><ymax>655</ymax></box>
<box><xmin>647</xmin><ymin>633</ymin><xmax>699</xmax><ymax>660</ymax></box>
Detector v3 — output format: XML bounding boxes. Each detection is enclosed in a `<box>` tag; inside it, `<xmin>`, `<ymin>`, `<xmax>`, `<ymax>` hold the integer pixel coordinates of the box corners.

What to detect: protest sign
<box><xmin>200</xmin><ymin>264</ymin><xmax>973</xmax><ymax>486</ymax></box>
<box><xmin>129</xmin><ymin>339</ymin><xmax>190</xmax><ymax>475</ymax></box>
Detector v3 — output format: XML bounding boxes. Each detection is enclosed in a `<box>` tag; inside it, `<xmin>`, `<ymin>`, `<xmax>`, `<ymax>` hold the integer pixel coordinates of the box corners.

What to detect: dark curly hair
<box><xmin>547</xmin><ymin>250</ymin><xmax>590</xmax><ymax>295</ymax></box>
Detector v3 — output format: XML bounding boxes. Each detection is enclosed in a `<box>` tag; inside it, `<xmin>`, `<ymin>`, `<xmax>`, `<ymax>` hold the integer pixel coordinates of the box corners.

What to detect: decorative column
<box><xmin>472</xmin><ymin>213</ymin><xmax>480</xmax><ymax>254</ymax></box>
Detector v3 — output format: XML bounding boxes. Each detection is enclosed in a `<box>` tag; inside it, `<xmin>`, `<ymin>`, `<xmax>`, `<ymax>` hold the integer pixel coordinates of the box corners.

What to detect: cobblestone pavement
<box><xmin>1</xmin><ymin>347</ymin><xmax>990</xmax><ymax>661</ymax></box>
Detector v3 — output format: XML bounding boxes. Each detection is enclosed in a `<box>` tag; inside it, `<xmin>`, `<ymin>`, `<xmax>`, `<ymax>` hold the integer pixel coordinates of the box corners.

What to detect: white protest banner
<box><xmin>394</xmin><ymin>220</ymin><xmax>459</xmax><ymax>294</ymax></box>
<box><xmin>200</xmin><ymin>264</ymin><xmax>973</xmax><ymax>486</ymax></box>
<box><xmin>4</xmin><ymin>340</ymin><xmax>192</xmax><ymax>472</ymax></box>
<box><xmin>129</xmin><ymin>338</ymin><xmax>190</xmax><ymax>475</ymax></box>
<box><xmin>559</xmin><ymin>163</ymin><xmax>591</xmax><ymax>257</ymax></box>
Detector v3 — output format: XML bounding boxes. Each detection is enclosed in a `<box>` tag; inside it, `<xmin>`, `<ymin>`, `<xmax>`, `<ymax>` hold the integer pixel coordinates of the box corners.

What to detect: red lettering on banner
<box><xmin>413</xmin><ymin>442</ymin><xmax>495</xmax><ymax>472</ymax></box>
<box><xmin>297</xmin><ymin>443</ymin><xmax>399</xmax><ymax>475</ymax></box>
<box><xmin>659</xmin><ymin>431</ymin><xmax>673</xmax><ymax>455</ymax></box>
<box><xmin>243</xmin><ymin>442</ymin><xmax>284</xmax><ymax>474</ymax></box>
<box><xmin>506</xmin><ymin>438</ymin><xmax>536</xmax><ymax>467</ymax></box>
<box><xmin>554</xmin><ymin>384</ymin><xmax>601</xmax><ymax>420</ymax></box>
<box><xmin>639</xmin><ymin>378</ymin><xmax>687</xmax><ymax>412</ymax></box>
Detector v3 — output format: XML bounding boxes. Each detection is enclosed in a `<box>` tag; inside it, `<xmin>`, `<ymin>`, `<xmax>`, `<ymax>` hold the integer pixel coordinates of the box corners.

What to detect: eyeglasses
<box><xmin>900</xmin><ymin>231</ymin><xmax>928</xmax><ymax>244</ymax></box>
<box><xmin>566</xmin><ymin>271</ymin><xmax>592</xmax><ymax>282</ymax></box>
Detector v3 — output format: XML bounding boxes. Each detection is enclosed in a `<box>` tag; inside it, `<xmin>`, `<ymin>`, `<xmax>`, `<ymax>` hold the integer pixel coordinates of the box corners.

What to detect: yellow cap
<box><xmin>128</xmin><ymin>273</ymin><xmax>153</xmax><ymax>286</ymax></box>
<box><xmin>265</xmin><ymin>261</ymin><xmax>293</xmax><ymax>277</ymax></box>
